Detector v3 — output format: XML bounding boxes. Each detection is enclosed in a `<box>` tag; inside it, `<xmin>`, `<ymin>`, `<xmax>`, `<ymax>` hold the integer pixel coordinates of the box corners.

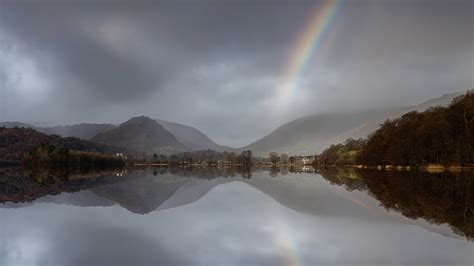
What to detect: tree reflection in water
<box><xmin>316</xmin><ymin>167</ymin><xmax>474</xmax><ymax>240</ymax></box>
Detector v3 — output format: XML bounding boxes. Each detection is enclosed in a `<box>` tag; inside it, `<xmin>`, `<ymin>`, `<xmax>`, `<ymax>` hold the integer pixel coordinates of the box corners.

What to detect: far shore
<box><xmin>3</xmin><ymin>159</ymin><xmax>474</xmax><ymax>173</ymax></box>
<box><xmin>129</xmin><ymin>162</ymin><xmax>474</xmax><ymax>172</ymax></box>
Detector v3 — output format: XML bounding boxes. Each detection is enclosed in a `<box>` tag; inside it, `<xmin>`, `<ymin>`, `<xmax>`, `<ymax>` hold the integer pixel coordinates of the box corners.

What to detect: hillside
<box><xmin>91</xmin><ymin>116</ymin><xmax>188</xmax><ymax>154</ymax></box>
<box><xmin>243</xmin><ymin>111</ymin><xmax>397</xmax><ymax>156</ymax></box>
<box><xmin>356</xmin><ymin>92</ymin><xmax>473</xmax><ymax>166</ymax></box>
<box><xmin>243</xmin><ymin>91</ymin><xmax>466</xmax><ymax>156</ymax></box>
<box><xmin>0</xmin><ymin>127</ymin><xmax>125</xmax><ymax>160</ymax></box>
<box><xmin>156</xmin><ymin>119</ymin><xmax>232</xmax><ymax>151</ymax></box>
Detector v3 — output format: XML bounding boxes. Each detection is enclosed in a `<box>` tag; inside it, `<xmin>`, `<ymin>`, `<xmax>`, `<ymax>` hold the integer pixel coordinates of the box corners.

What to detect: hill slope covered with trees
<box><xmin>358</xmin><ymin>92</ymin><xmax>473</xmax><ymax>166</ymax></box>
<box><xmin>315</xmin><ymin>91</ymin><xmax>473</xmax><ymax>167</ymax></box>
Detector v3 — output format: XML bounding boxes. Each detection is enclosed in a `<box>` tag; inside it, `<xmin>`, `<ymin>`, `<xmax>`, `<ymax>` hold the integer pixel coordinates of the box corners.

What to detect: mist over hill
<box><xmin>243</xmin><ymin>91</ymin><xmax>466</xmax><ymax>156</ymax></box>
<box><xmin>37</xmin><ymin>124</ymin><xmax>116</xmax><ymax>140</ymax></box>
<box><xmin>155</xmin><ymin>119</ymin><xmax>233</xmax><ymax>152</ymax></box>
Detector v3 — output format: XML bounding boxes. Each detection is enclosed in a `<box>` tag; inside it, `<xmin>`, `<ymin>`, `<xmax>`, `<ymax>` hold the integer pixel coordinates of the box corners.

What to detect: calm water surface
<box><xmin>0</xmin><ymin>168</ymin><xmax>473</xmax><ymax>266</ymax></box>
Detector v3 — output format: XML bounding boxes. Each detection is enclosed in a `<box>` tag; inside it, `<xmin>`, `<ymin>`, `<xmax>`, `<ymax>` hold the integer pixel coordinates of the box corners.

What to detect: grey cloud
<box><xmin>1</xmin><ymin>3</ymin><xmax>168</xmax><ymax>103</ymax></box>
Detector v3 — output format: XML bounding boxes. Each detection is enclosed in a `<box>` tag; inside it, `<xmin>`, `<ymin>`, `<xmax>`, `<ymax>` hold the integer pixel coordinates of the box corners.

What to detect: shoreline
<box><xmin>314</xmin><ymin>164</ymin><xmax>474</xmax><ymax>172</ymax></box>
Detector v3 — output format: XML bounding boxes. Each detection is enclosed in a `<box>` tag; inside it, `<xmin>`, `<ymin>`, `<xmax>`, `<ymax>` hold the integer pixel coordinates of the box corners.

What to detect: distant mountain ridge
<box><xmin>37</xmin><ymin>123</ymin><xmax>116</xmax><ymax>140</ymax></box>
<box><xmin>0</xmin><ymin>122</ymin><xmax>36</xmax><ymax>129</ymax></box>
<box><xmin>0</xmin><ymin>122</ymin><xmax>116</xmax><ymax>140</ymax></box>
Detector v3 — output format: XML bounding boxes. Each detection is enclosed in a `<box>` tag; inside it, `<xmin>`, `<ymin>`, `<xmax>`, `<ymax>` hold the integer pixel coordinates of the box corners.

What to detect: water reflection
<box><xmin>315</xmin><ymin>167</ymin><xmax>474</xmax><ymax>240</ymax></box>
<box><xmin>0</xmin><ymin>166</ymin><xmax>473</xmax><ymax>265</ymax></box>
<box><xmin>0</xmin><ymin>167</ymin><xmax>127</xmax><ymax>204</ymax></box>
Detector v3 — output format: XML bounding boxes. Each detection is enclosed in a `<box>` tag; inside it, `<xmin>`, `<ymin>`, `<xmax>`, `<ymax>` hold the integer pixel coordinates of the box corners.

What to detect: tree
<box><xmin>238</xmin><ymin>150</ymin><xmax>252</xmax><ymax>167</ymax></box>
<box><xmin>158</xmin><ymin>155</ymin><xmax>167</xmax><ymax>164</ymax></box>
<box><xmin>269</xmin><ymin>152</ymin><xmax>280</xmax><ymax>165</ymax></box>
<box><xmin>226</xmin><ymin>152</ymin><xmax>237</xmax><ymax>165</ymax></box>
<box><xmin>280</xmin><ymin>153</ymin><xmax>288</xmax><ymax>164</ymax></box>
<box><xmin>289</xmin><ymin>156</ymin><xmax>295</xmax><ymax>164</ymax></box>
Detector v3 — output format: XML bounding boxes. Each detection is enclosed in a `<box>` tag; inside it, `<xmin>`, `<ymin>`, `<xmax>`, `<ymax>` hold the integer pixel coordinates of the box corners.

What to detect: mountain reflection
<box><xmin>1</xmin><ymin>166</ymin><xmax>473</xmax><ymax>240</ymax></box>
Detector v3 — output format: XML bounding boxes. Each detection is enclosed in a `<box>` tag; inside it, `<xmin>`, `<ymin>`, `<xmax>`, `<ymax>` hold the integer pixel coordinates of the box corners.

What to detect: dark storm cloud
<box><xmin>1</xmin><ymin>2</ymin><xmax>172</xmax><ymax>103</ymax></box>
<box><xmin>0</xmin><ymin>0</ymin><xmax>472</xmax><ymax>146</ymax></box>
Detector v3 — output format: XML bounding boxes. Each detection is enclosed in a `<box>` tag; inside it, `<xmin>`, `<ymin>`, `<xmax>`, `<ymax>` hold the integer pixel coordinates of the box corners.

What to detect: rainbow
<box><xmin>274</xmin><ymin>219</ymin><xmax>302</xmax><ymax>266</ymax></box>
<box><xmin>276</xmin><ymin>0</ymin><xmax>344</xmax><ymax>108</ymax></box>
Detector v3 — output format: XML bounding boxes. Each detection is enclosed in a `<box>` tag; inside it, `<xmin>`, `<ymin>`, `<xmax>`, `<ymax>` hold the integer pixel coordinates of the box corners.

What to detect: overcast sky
<box><xmin>0</xmin><ymin>0</ymin><xmax>472</xmax><ymax>147</ymax></box>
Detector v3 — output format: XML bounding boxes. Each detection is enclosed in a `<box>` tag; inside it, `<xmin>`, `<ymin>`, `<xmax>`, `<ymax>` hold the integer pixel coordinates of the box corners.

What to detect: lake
<box><xmin>0</xmin><ymin>167</ymin><xmax>473</xmax><ymax>266</ymax></box>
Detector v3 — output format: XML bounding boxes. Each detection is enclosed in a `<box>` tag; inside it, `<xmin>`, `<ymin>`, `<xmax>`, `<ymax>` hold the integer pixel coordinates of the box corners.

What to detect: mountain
<box><xmin>91</xmin><ymin>116</ymin><xmax>188</xmax><ymax>154</ymax></box>
<box><xmin>243</xmin><ymin>91</ymin><xmax>466</xmax><ymax>156</ymax></box>
<box><xmin>91</xmin><ymin>171</ymin><xmax>190</xmax><ymax>214</ymax></box>
<box><xmin>155</xmin><ymin>119</ymin><xmax>232</xmax><ymax>151</ymax></box>
<box><xmin>37</xmin><ymin>123</ymin><xmax>116</xmax><ymax>140</ymax></box>
<box><xmin>0</xmin><ymin>127</ymin><xmax>126</xmax><ymax>160</ymax></box>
